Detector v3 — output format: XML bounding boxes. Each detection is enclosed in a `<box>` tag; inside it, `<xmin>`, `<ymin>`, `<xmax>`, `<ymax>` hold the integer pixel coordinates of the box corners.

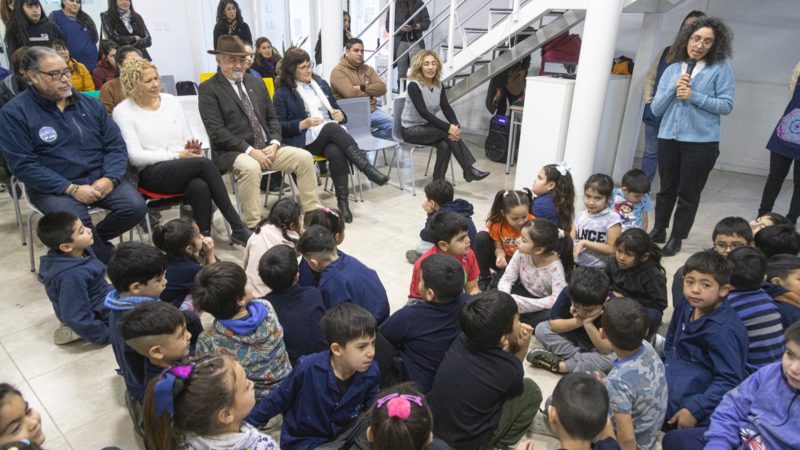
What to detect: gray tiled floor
<box><xmin>0</xmin><ymin>136</ymin><xmax>791</xmax><ymax>449</ymax></box>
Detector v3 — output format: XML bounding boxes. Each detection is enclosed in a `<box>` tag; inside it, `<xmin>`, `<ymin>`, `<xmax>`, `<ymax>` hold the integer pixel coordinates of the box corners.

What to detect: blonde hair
<box><xmin>120</xmin><ymin>58</ymin><xmax>159</xmax><ymax>101</ymax></box>
<box><xmin>407</xmin><ymin>50</ymin><xmax>443</xmax><ymax>85</ymax></box>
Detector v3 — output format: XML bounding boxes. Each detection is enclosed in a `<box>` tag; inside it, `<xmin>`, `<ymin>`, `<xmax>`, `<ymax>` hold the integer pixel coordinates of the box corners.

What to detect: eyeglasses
<box><xmin>690</xmin><ymin>35</ymin><xmax>715</xmax><ymax>48</ymax></box>
<box><xmin>297</xmin><ymin>62</ymin><xmax>315</xmax><ymax>71</ymax></box>
<box><xmin>37</xmin><ymin>68</ymin><xmax>74</xmax><ymax>81</ymax></box>
<box><xmin>713</xmin><ymin>242</ymin><xmax>746</xmax><ymax>252</ymax></box>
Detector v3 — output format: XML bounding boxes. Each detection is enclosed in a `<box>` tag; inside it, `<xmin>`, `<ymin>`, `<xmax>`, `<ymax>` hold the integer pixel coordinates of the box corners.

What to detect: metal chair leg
<box><xmin>424</xmin><ymin>148</ymin><xmax>434</xmax><ymax>176</ymax></box>
<box><xmin>28</xmin><ymin>211</ymin><xmax>40</xmax><ymax>272</ymax></box>
<box><xmin>11</xmin><ymin>179</ymin><xmax>26</xmax><ymax>245</ymax></box>
<box><xmin>229</xmin><ymin>173</ymin><xmax>242</xmax><ymax>217</ymax></box>
<box><xmin>393</xmin><ymin>145</ymin><xmax>404</xmax><ymax>190</ymax></box>
<box><xmin>144</xmin><ymin>204</ymin><xmax>154</xmax><ymax>244</ymax></box>
<box><xmin>409</xmin><ymin>146</ymin><xmax>418</xmax><ymax>196</ymax></box>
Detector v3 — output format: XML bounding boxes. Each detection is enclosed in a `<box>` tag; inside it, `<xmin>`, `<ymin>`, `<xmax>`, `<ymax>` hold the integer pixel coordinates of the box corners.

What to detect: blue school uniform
<box><xmin>160</xmin><ymin>255</ymin><xmax>202</xmax><ymax>308</ymax></box>
<box><xmin>420</xmin><ymin>199</ymin><xmax>478</xmax><ymax>245</ymax></box>
<box><xmin>265</xmin><ymin>284</ymin><xmax>328</xmax><ymax>363</ymax></box>
<box><xmin>379</xmin><ymin>294</ymin><xmax>468</xmax><ymax>393</ymax></box>
<box><xmin>532</xmin><ymin>192</ymin><xmax>560</xmax><ymax>227</ymax></box>
<box><xmin>317</xmin><ymin>253</ymin><xmax>389</xmax><ymax>323</ymax></box>
<box><xmin>664</xmin><ymin>299</ymin><xmax>748</xmax><ymax>426</ymax></box>
<box><xmin>246</xmin><ymin>350</ymin><xmax>380</xmax><ymax>450</ymax></box>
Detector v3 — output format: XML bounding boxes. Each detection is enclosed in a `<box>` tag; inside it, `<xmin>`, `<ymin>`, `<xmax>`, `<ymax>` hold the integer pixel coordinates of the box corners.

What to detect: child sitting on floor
<box><xmin>428</xmin><ymin>290</ymin><xmax>542</xmax><ymax>450</ymax></box>
<box><xmin>0</xmin><ymin>384</ymin><xmax>46</xmax><ymax>447</ymax></box>
<box><xmin>153</xmin><ymin>218</ymin><xmax>217</xmax><ymax>308</ymax></box>
<box><xmin>573</xmin><ymin>174</ymin><xmax>622</xmax><ymax>269</ymax></box>
<box><xmin>297</xmin><ymin>225</ymin><xmax>390</xmax><ymax>323</ymax></box>
<box><xmin>498</xmin><ymin>218</ymin><xmax>573</xmax><ymax>328</ymax></box>
<box><xmin>260</xmin><ymin>244</ymin><xmax>328</xmax><ymax>364</ymax></box>
<box><xmin>143</xmin><ymin>355</ymin><xmax>279</xmax><ymax>450</ymax></box>
<box><xmin>663</xmin><ymin>250</ymin><xmax>748</xmax><ymax>440</ymax></box>
<box><xmin>755</xmin><ymin>223</ymin><xmax>800</xmax><ymax>257</ymax></box>
<box><xmin>246</xmin><ymin>303</ymin><xmax>380</xmax><ymax>449</ymax></box>
<box><xmin>244</xmin><ymin>198</ymin><xmax>302</xmax><ymax>298</ymax></box>
<box><xmin>299</xmin><ymin>207</ymin><xmax>346</xmax><ymax>286</ymax></box>
<box><xmin>612</xmin><ymin>169</ymin><xmax>653</xmax><ymax>231</ymax></box>
<box><xmin>766</xmin><ymin>254</ymin><xmax>800</xmax><ymax>328</ymax></box>
<box><xmin>192</xmin><ymin>261</ymin><xmax>291</xmax><ymax>400</ymax></box>
<box><xmin>529</xmin><ymin>266</ymin><xmax>615</xmax><ymax>374</ymax></box>
<box><xmin>367</xmin><ymin>383</ymin><xmax>451</xmax><ymax>450</ymax></box>
<box><xmin>530</xmin><ymin>162</ymin><xmax>575</xmax><ymax>230</ymax></box>
<box><xmin>409</xmin><ymin>212</ymin><xmax>480</xmax><ymax>300</ymax></box>
<box><xmin>601</xmin><ymin>297</ymin><xmax>667</xmax><ymax>450</ymax></box>
<box><xmin>36</xmin><ymin>211</ymin><xmax>111</xmax><ymax>345</ymax></box>
<box><xmin>382</xmin><ymin>254</ymin><xmax>468</xmax><ymax>393</ymax></box>
<box><xmin>406</xmin><ymin>179</ymin><xmax>477</xmax><ymax>264</ymax></box>
<box><xmin>750</xmin><ymin>212</ymin><xmax>792</xmax><ymax>236</ymax></box>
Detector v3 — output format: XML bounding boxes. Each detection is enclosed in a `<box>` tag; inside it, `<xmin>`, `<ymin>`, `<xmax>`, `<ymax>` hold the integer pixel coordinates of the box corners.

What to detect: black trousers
<box><xmin>402</xmin><ymin>124</ymin><xmax>476</xmax><ymax>180</ymax></box>
<box><xmin>305</xmin><ymin>122</ymin><xmax>352</xmax><ymax>181</ymax></box>
<box><xmin>137</xmin><ymin>157</ymin><xmax>244</xmax><ymax>234</ymax></box>
<box><xmin>654</xmin><ymin>139</ymin><xmax>719</xmax><ymax>239</ymax></box>
<box><xmin>474</xmin><ymin>230</ymin><xmax>502</xmax><ymax>279</ymax></box>
<box><xmin>758</xmin><ymin>151</ymin><xmax>800</xmax><ymax>223</ymax></box>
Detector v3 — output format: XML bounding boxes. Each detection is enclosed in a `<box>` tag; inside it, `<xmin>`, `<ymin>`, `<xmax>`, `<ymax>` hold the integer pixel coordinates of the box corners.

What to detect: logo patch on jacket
<box><xmin>38</xmin><ymin>126</ymin><xmax>58</xmax><ymax>143</ymax></box>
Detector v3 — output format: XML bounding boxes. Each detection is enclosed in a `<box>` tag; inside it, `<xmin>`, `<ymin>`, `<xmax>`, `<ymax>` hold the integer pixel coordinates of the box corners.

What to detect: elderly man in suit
<box><xmin>199</xmin><ymin>35</ymin><xmax>319</xmax><ymax>228</ymax></box>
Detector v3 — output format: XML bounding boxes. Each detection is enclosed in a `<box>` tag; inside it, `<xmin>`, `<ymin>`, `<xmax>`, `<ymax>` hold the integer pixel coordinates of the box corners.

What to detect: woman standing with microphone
<box><xmin>649</xmin><ymin>17</ymin><xmax>735</xmax><ymax>256</ymax></box>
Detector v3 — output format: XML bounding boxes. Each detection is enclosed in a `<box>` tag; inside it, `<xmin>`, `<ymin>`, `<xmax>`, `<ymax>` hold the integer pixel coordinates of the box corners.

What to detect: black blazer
<box><xmin>272</xmin><ymin>75</ymin><xmax>345</xmax><ymax>149</ymax></box>
<box><xmin>198</xmin><ymin>73</ymin><xmax>282</xmax><ymax>172</ymax></box>
<box><xmin>213</xmin><ymin>20</ymin><xmax>252</xmax><ymax>50</ymax></box>
<box><xmin>100</xmin><ymin>11</ymin><xmax>152</xmax><ymax>60</ymax></box>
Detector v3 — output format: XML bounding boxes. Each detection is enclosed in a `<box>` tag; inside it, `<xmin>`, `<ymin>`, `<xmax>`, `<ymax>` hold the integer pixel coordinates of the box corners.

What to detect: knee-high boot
<box><xmin>332</xmin><ymin>174</ymin><xmax>353</xmax><ymax>223</ymax></box>
<box><xmin>342</xmin><ymin>144</ymin><xmax>390</xmax><ymax>186</ymax></box>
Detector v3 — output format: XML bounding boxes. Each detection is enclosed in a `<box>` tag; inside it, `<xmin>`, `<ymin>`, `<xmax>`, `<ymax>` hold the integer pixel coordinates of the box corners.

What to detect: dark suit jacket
<box><xmin>272</xmin><ymin>75</ymin><xmax>345</xmax><ymax>149</ymax></box>
<box><xmin>198</xmin><ymin>73</ymin><xmax>283</xmax><ymax>172</ymax></box>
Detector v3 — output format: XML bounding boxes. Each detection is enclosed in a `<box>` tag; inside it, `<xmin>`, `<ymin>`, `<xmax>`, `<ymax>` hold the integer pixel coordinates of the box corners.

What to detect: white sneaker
<box><xmin>53</xmin><ymin>324</ymin><xmax>81</xmax><ymax>345</ymax></box>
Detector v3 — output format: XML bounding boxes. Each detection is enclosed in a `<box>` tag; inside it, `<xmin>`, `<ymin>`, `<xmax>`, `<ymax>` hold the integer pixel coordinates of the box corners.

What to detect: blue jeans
<box><xmin>28</xmin><ymin>180</ymin><xmax>147</xmax><ymax>263</ymax></box>
<box><xmin>642</xmin><ymin>121</ymin><xmax>660</xmax><ymax>183</ymax></box>
<box><xmin>371</xmin><ymin>108</ymin><xmax>394</xmax><ymax>140</ymax></box>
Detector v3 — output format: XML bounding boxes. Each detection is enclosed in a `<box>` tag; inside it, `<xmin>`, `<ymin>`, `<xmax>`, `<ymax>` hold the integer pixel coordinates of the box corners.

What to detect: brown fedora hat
<box><xmin>208</xmin><ymin>35</ymin><xmax>253</xmax><ymax>56</ymax></box>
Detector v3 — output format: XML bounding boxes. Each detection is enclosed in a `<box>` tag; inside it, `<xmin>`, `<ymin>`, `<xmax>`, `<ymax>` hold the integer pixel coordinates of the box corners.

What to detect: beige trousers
<box><xmin>231</xmin><ymin>146</ymin><xmax>319</xmax><ymax>227</ymax></box>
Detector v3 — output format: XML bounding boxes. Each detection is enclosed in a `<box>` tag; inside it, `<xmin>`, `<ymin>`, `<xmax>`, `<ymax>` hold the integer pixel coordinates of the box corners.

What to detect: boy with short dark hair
<box><xmin>529</xmin><ymin>266</ymin><xmax>615</xmax><ymax>374</ymax></box>
<box><xmin>765</xmin><ymin>254</ymin><xmax>800</xmax><ymax>328</ymax></box>
<box><xmin>259</xmin><ymin>244</ymin><xmax>328</xmax><ymax>364</ymax></box>
<box><xmin>755</xmin><ymin>224</ymin><xmax>800</xmax><ymax>257</ymax></box>
<box><xmin>246</xmin><ymin>303</ymin><xmax>380</xmax><ymax>449</ymax></box>
<box><xmin>670</xmin><ymin>216</ymin><xmax>753</xmax><ymax>307</ymax></box>
<box><xmin>409</xmin><ymin>211</ymin><xmax>480</xmax><ymax>300</ymax></box>
<box><xmin>297</xmin><ymin>225</ymin><xmax>390</xmax><ymax>323</ymax></box>
<box><xmin>726</xmin><ymin>246</ymin><xmax>785</xmax><ymax>372</ymax></box>
<box><xmin>117</xmin><ymin>301</ymin><xmax>191</xmax><ymax>389</ymax></box>
<box><xmin>428</xmin><ymin>291</ymin><xmax>541</xmax><ymax>450</ymax></box>
<box><xmin>192</xmin><ymin>261</ymin><xmax>291</xmax><ymax>399</ymax></box>
<box><xmin>663</xmin><ymin>251</ymin><xmax>748</xmax><ymax>439</ymax></box>
<box><xmin>406</xmin><ymin>179</ymin><xmax>479</xmax><ymax>263</ymax></box>
<box><xmin>612</xmin><ymin>169</ymin><xmax>653</xmax><ymax>231</ymax></box>
<box><xmin>600</xmin><ymin>297</ymin><xmax>667</xmax><ymax>450</ymax></box>
<box><xmin>36</xmin><ymin>211</ymin><xmax>111</xmax><ymax>345</ymax></box>
<box><xmin>540</xmin><ymin>373</ymin><xmax>619</xmax><ymax>450</ymax></box>
<box><xmin>380</xmin><ymin>254</ymin><xmax>468</xmax><ymax>393</ymax></box>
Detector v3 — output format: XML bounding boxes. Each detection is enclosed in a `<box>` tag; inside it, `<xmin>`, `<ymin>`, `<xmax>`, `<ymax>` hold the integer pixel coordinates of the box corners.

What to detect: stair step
<box><xmin>463</xmin><ymin>27</ymin><xmax>488</xmax><ymax>34</ymax></box>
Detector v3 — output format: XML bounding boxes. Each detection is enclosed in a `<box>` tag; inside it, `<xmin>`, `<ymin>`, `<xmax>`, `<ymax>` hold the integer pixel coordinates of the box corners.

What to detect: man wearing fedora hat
<box><xmin>199</xmin><ymin>35</ymin><xmax>320</xmax><ymax>227</ymax></box>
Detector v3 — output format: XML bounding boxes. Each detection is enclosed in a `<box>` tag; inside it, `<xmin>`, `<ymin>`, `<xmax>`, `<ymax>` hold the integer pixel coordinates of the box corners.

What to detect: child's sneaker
<box><xmin>53</xmin><ymin>323</ymin><xmax>81</xmax><ymax>345</ymax></box>
<box><xmin>526</xmin><ymin>349</ymin><xmax>564</xmax><ymax>374</ymax></box>
<box><xmin>405</xmin><ymin>250</ymin><xmax>422</xmax><ymax>264</ymax></box>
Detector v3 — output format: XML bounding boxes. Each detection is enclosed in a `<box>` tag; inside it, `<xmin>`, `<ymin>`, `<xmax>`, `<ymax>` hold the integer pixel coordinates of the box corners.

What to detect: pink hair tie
<box><xmin>386</xmin><ymin>397</ymin><xmax>412</xmax><ymax>420</ymax></box>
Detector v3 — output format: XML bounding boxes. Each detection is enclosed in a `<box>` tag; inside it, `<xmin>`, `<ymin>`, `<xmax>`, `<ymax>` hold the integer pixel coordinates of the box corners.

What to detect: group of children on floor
<box><xmin>2</xmin><ymin>161</ymin><xmax>800</xmax><ymax>450</ymax></box>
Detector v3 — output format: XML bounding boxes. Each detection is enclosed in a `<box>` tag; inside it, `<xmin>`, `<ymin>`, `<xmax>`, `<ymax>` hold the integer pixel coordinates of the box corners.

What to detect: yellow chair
<box><xmin>199</xmin><ymin>72</ymin><xmax>215</xmax><ymax>83</ymax></box>
<box><xmin>263</xmin><ymin>77</ymin><xmax>275</xmax><ymax>99</ymax></box>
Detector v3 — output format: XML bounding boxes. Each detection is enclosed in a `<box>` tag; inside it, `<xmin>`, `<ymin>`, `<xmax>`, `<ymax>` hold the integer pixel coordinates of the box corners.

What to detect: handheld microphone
<box><xmin>686</xmin><ymin>59</ymin><xmax>697</xmax><ymax>77</ymax></box>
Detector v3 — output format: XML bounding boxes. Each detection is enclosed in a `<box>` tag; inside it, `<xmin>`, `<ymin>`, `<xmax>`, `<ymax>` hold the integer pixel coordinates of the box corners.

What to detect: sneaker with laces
<box><xmin>526</xmin><ymin>349</ymin><xmax>564</xmax><ymax>374</ymax></box>
<box><xmin>53</xmin><ymin>323</ymin><xmax>81</xmax><ymax>345</ymax></box>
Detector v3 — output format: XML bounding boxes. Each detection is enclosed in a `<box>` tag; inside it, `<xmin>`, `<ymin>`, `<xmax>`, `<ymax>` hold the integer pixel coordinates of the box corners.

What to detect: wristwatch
<box><xmin>108</xmin><ymin>177</ymin><xmax>120</xmax><ymax>187</ymax></box>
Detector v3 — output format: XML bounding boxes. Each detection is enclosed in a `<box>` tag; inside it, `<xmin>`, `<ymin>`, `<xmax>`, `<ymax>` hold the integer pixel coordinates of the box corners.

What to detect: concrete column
<box><xmin>562</xmin><ymin>0</ymin><xmax>624</xmax><ymax>197</ymax></box>
<box><xmin>320</xmin><ymin>0</ymin><xmax>344</xmax><ymax>77</ymax></box>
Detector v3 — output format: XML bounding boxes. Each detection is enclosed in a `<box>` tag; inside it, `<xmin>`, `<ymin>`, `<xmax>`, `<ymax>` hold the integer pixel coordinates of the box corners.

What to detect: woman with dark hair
<box><xmin>273</xmin><ymin>47</ymin><xmax>390</xmax><ymax>223</ymax></box>
<box><xmin>91</xmin><ymin>39</ymin><xmax>118</xmax><ymax>88</ymax></box>
<box><xmin>0</xmin><ymin>0</ymin><xmax>13</xmax><ymax>26</ymax></box>
<box><xmin>0</xmin><ymin>46</ymin><xmax>28</xmax><ymax>109</ymax></box>
<box><xmin>313</xmin><ymin>11</ymin><xmax>351</xmax><ymax>65</ymax></box>
<box><xmin>641</xmin><ymin>10</ymin><xmax>706</xmax><ymax>183</ymax></box>
<box><xmin>253</xmin><ymin>36</ymin><xmax>281</xmax><ymax>78</ymax></box>
<box><xmin>649</xmin><ymin>17</ymin><xmax>735</xmax><ymax>256</ymax></box>
<box><xmin>100</xmin><ymin>0</ymin><xmax>151</xmax><ymax>60</ymax></box>
<box><xmin>212</xmin><ymin>0</ymin><xmax>251</xmax><ymax>50</ymax></box>
<box><xmin>49</xmin><ymin>0</ymin><xmax>99</xmax><ymax>72</ymax></box>
<box><xmin>3</xmin><ymin>0</ymin><xmax>65</xmax><ymax>58</ymax></box>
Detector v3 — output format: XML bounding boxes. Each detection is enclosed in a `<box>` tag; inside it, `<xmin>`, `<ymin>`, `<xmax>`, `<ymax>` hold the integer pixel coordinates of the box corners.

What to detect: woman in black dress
<box><xmin>212</xmin><ymin>0</ymin><xmax>252</xmax><ymax>49</ymax></box>
<box><xmin>100</xmin><ymin>0</ymin><xmax>151</xmax><ymax>60</ymax></box>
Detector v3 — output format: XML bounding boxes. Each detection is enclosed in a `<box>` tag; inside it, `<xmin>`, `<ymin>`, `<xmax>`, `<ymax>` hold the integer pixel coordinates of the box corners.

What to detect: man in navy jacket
<box><xmin>0</xmin><ymin>47</ymin><xmax>145</xmax><ymax>263</ymax></box>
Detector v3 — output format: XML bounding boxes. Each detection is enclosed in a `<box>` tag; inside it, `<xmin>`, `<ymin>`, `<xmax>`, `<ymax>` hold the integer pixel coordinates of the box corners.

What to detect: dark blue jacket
<box><xmin>246</xmin><ymin>350</ymin><xmax>380</xmax><ymax>450</ymax></box>
<box><xmin>379</xmin><ymin>294</ymin><xmax>468</xmax><ymax>393</ymax></box>
<box><xmin>0</xmin><ymin>88</ymin><xmax>128</xmax><ymax>195</ymax></box>
<box><xmin>49</xmin><ymin>10</ymin><xmax>99</xmax><ymax>72</ymax></box>
<box><xmin>161</xmin><ymin>255</ymin><xmax>202</xmax><ymax>308</ymax></box>
<box><xmin>664</xmin><ymin>298</ymin><xmax>749</xmax><ymax>426</ymax></box>
<box><xmin>265</xmin><ymin>284</ymin><xmax>328</xmax><ymax>363</ymax></box>
<box><xmin>317</xmin><ymin>253</ymin><xmax>389</xmax><ymax>323</ymax></box>
<box><xmin>38</xmin><ymin>247</ymin><xmax>111</xmax><ymax>345</ymax></box>
<box><xmin>420</xmin><ymin>199</ymin><xmax>478</xmax><ymax>246</ymax></box>
<box><xmin>531</xmin><ymin>192</ymin><xmax>560</xmax><ymax>228</ymax></box>
<box><xmin>272</xmin><ymin>75</ymin><xmax>346</xmax><ymax>149</ymax></box>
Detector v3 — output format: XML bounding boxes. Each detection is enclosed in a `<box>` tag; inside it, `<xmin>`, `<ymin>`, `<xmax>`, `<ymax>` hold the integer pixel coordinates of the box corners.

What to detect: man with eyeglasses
<box><xmin>330</xmin><ymin>38</ymin><xmax>393</xmax><ymax>140</ymax></box>
<box><xmin>199</xmin><ymin>35</ymin><xmax>319</xmax><ymax>229</ymax></box>
<box><xmin>0</xmin><ymin>46</ymin><xmax>146</xmax><ymax>263</ymax></box>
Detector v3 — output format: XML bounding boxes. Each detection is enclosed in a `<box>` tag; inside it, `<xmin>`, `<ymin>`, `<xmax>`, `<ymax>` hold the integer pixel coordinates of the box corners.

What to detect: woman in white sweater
<box><xmin>113</xmin><ymin>58</ymin><xmax>251</xmax><ymax>244</ymax></box>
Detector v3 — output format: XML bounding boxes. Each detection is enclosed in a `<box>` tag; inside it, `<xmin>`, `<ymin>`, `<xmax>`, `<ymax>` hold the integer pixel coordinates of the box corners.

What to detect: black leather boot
<box><xmin>649</xmin><ymin>227</ymin><xmax>666</xmax><ymax>244</ymax></box>
<box><xmin>332</xmin><ymin>175</ymin><xmax>353</xmax><ymax>223</ymax></box>
<box><xmin>662</xmin><ymin>238</ymin><xmax>682</xmax><ymax>256</ymax></box>
<box><xmin>463</xmin><ymin>166</ymin><xmax>490</xmax><ymax>182</ymax></box>
<box><xmin>342</xmin><ymin>145</ymin><xmax>389</xmax><ymax>186</ymax></box>
<box><xmin>220</xmin><ymin>204</ymin><xmax>252</xmax><ymax>246</ymax></box>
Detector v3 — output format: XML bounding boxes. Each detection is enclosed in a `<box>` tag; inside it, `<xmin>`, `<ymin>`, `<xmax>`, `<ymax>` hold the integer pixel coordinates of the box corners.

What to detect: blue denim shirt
<box><xmin>652</xmin><ymin>60</ymin><xmax>735</xmax><ymax>143</ymax></box>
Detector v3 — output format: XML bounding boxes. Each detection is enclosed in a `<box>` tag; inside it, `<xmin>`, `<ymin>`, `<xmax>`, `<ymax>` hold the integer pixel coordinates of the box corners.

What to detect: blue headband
<box><xmin>154</xmin><ymin>363</ymin><xmax>195</xmax><ymax>418</ymax></box>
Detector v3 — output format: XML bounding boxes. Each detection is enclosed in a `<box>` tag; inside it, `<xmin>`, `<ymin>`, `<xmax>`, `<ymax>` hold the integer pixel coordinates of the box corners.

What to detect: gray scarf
<box><xmin>119</xmin><ymin>9</ymin><xmax>133</xmax><ymax>33</ymax></box>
